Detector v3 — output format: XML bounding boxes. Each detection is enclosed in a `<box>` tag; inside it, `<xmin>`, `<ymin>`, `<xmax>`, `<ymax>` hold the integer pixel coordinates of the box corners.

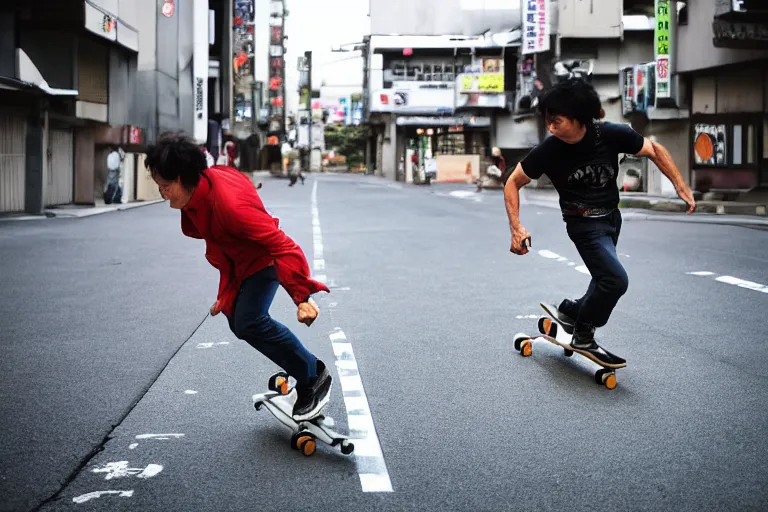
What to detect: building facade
<box><xmin>0</xmin><ymin>0</ymin><xmax>140</xmax><ymax>214</ymax></box>
<box><xmin>620</xmin><ymin>0</ymin><xmax>768</xmax><ymax>198</ymax></box>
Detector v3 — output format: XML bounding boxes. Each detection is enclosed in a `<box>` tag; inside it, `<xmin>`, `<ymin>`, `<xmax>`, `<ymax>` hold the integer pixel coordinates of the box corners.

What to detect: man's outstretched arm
<box><xmin>635</xmin><ymin>138</ymin><xmax>696</xmax><ymax>214</ymax></box>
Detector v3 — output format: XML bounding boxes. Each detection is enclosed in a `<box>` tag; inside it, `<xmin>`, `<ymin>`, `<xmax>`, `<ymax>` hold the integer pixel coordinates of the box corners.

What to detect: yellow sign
<box><xmin>459</xmin><ymin>73</ymin><xmax>504</xmax><ymax>93</ymax></box>
<box><xmin>477</xmin><ymin>73</ymin><xmax>503</xmax><ymax>93</ymax></box>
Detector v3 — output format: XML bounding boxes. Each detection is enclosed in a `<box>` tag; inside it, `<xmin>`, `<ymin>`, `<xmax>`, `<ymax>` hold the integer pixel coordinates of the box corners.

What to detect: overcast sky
<box><xmin>283</xmin><ymin>0</ymin><xmax>371</xmax><ymax>113</ymax></box>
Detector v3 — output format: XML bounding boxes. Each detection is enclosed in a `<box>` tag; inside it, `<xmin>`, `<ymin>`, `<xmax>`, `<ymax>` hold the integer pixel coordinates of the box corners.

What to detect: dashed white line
<box><xmin>537</xmin><ymin>249</ymin><xmax>592</xmax><ymax>276</ymax></box>
<box><xmin>311</xmin><ymin>181</ymin><xmax>392</xmax><ymax>493</ymax></box>
<box><xmin>687</xmin><ymin>271</ymin><xmax>768</xmax><ymax>294</ymax></box>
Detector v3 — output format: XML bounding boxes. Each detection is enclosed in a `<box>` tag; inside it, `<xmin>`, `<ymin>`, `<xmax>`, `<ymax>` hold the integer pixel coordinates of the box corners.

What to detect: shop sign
<box><xmin>522</xmin><ymin>0</ymin><xmax>550</xmax><ymax>55</ymax></box>
<box><xmin>162</xmin><ymin>0</ymin><xmax>175</xmax><ymax>18</ymax></box>
<box><xmin>458</xmin><ymin>73</ymin><xmax>504</xmax><ymax>94</ymax></box>
<box><xmin>654</xmin><ymin>0</ymin><xmax>672</xmax><ymax>99</ymax></box>
<box><xmin>693</xmin><ymin>124</ymin><xmax>727</xmax><ymax>166</ymax></box>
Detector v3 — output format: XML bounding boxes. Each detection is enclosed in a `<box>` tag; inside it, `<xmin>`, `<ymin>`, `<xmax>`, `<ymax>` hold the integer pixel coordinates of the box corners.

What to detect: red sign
<box><xmin>161</xmin><ymin>0</ymin><xmax>175</xmax><ymax>18</ymax></box>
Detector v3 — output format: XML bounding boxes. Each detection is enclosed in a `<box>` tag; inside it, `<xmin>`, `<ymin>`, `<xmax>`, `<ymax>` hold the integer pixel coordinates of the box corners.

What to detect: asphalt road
<box><xmin>2</xmin><ymin>175</ymin><xmax>767</xmax><ymax>511</ymax></box>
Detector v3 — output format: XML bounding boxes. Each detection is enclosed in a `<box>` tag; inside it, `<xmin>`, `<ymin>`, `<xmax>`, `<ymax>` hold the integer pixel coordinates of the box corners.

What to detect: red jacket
<box><xmin>180</xmin><ymin>166</ymin><xmax>329</xmax><ymax>317</ymax></box>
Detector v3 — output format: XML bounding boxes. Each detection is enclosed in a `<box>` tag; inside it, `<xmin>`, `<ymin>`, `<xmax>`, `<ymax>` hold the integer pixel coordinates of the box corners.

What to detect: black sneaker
<box><xmin>292</xmin><ymin>360</ymin><xmax>332</xmax><ymax>421</ymax></box>
<box><xmin>571</xmin><ymin>325</ymin><xmax>598</xmax><ymax>351</ymax></box>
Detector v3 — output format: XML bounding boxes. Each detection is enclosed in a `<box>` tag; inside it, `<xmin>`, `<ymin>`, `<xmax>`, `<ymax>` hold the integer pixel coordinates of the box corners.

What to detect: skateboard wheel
<box><xmin>298</xmin><ymin>435</ymin><xmax>316</xmax><ymax>457</ymax></box>
<box><xmin>564</xmin><ymin>349</ymin><xmax>574</xmax><ymax>357</ymax></box>
<box><xmin>254</xmin><ymin>402</ymin><xmax>263</xmax><ymax>411</ymax></box>
<box><xmin>340</xmin><ymin>441</ymin><xmax>354</xmax><ymax>455</ymax></box>
<box><xmin>520</xmin><ymin>340</ymin><xmax>532</xmax><ymax>357</ymax></box>
<box><xmin>594</xmin><ymin>369</ymin><xmax>617</xmax><ymax>389</ymax></box>
<box><xmin>268</xmin><ymin>372</ymin><xmax>290</xmax><ymax>394</ymax></box>
<box><xmin>513</xmin><ymin>334</ymin><xmax>529</xmax><ymax>353</ymax></box>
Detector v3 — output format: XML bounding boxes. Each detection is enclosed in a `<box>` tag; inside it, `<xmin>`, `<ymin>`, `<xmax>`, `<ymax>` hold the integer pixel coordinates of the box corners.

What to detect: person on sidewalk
<box><xmin>145</xmin><ymin>133</ymin><xmax>332</xmax><ymax>421</ymax></box>
<box><xmin>503</xmin><ymin>78</ymin><xmax>696</xmax><ymax>352</ymax></box>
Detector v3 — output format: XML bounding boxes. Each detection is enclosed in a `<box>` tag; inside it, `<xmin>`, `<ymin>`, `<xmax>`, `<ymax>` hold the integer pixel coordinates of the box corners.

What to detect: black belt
<box><xmin>562</xmin><ymin>206</ymin><xmax>614</xmax><ymax>218</ymax></box>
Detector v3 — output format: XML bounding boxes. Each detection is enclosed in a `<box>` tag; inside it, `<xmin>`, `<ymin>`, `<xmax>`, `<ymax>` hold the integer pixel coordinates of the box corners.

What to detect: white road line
<box><xmin>537</xmin><ymin>249</ymin><xmax>592</xmax><ymax>276</ymax></box>
<box><xmin>311</xmin><ymin>181</ymin><xmax>393</xmax><ymax>493</ymax></box>
<box><xmin>686</xmin><ymin>271</ymin><xmax>768</xmax><ymax>294</ymax></box>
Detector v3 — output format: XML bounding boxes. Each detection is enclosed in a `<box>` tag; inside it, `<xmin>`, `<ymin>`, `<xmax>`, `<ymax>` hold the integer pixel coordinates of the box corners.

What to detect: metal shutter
<box><xmin>46</xmin><ymin>129</ymin><xmax>74</xmax><ymax>206</ymax></box>
<box><xmin>0</xmin><ymin>112</ymin><xmax>26</xmax><ymax>213</ymax></box>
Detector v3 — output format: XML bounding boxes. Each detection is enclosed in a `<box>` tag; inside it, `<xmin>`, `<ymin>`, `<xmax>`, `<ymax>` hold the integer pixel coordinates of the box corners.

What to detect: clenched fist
<box><xmin>297</xmin><ymin>299</ymin><xmax>320</xmax><ymax>326</ymax></box>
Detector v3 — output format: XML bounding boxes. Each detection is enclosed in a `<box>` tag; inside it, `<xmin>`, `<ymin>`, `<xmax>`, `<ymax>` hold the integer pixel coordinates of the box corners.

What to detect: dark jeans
<box><xmin>565</xmin><ymin>209</ymin><xmax>629</xmax><ymax>329</ymax></box>
<box><xmin>227</xmin><ymin>266</ymin><xmax>317</xmax><ymax>385</ymax></box>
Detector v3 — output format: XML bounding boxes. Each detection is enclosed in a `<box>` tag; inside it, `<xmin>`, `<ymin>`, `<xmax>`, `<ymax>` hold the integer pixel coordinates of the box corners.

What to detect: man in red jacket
<box><xmin>146</xmin><ymin>134</ymin><xmax>332</xmax><ymax>421</ymax></box>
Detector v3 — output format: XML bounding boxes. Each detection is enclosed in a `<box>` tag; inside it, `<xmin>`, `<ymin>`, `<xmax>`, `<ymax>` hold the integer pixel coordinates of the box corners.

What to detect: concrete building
<box><xmin>0</xmin><ymin>0</ymin><xmax>140</xmax><ymax>214</ymax></box>
<box><xmin>0</xmin><ymin>0</ymin><xmax>228</xmax><ymax>213</ymax></box>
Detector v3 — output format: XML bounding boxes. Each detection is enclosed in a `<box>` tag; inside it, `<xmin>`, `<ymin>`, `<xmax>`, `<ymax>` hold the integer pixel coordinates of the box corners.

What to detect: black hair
<box><xmin>144</xmin><ymin>132</ymin><xmax>207</xmax><ymax>188</ymax></box>
<box><xmin>537</xmin><ymin>77</ymin><xmax>603</xmax><ymax>127</ymax></box>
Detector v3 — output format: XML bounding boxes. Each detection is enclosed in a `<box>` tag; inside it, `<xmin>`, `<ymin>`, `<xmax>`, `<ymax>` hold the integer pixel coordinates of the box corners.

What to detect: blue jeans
<box><xmin>227</xmin><ymin>266</ymin><xmax>317</xmax><ymax>385</ymax></box>
<box><xmin>565</xmin><ymin>209</ymin><xmax>629</xmax><ymax>329</ymax></box>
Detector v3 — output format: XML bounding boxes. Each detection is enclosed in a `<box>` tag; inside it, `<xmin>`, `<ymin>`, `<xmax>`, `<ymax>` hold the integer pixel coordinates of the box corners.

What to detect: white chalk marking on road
<box><xmin>538</xmin><ymin>249</ymin><xmax>561</xmax><ymax>259</ymax></box>
<box><xmin>567</xmin><ymin>262</ymin><xmax>576</xmax><ymax>266</ymax></box>
<box><xmin>515</xmin><ymin>314</ymin><xmax>539</xmax><ymax>319</ymax></box>
<box><xmin>312</xmin><ymin>181</ymin><xmax>392</xmax><ymax>493</ymax></box>
<box><xmin>314</xmin><ymin>273</ymin><xmax>328</xmax><ymax>283</ymax></box>
<box><xmin>313</xmin><ymin>259</ymin><xmax>325</xmax><ymax>271</ymax></box>
<box><xmin>184</xmin><ymin>390</ymin><xmax>198</xmax><ymax>395</ymax></box>
<box><xmin>686</xmin><ymin>271</ymin><xmax>715</xmax><ymax>276</ymax></box>
<box><xmin>92</xmin><ymin>461</ymin><xmax>163</xmax><ymax>480</ymax></box>
<box><xmin>135</xmin><ymin>433</ymin><xmax>185</xmax><ymax>440</ymax></box>
<box><xmin>556</xmin><ymin>257</ymin><xmax>568</xmax><ymax>262</ymax></box>
<box><xmin>196</xmin><ymin>342</ymin><xmax>229</xmax><ymax>349</ymax></box>
<box><xmin>72</xmin><ymin>490</ymin><xmax>134</xmax><ymax>504</ymax></box>
<box><xmin>128</xmin><ymin>443</ymin><xmax>138</xmax><ymax>450</ymax></box>
<box><xmin>574</xmin><ymin>265</ymin><xmax>591</xmax><ymax>275</ymax></box>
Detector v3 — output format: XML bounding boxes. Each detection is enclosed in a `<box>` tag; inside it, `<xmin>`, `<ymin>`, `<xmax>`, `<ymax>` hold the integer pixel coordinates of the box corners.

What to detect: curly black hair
<box><xmin>537</xmin><ymin>77</ymin><xmax>603</xmax><ymax>127</ymax></box>
<box><xmin>144</xmin><ymin>132</ymin><xmax>207</xmax><ymax>188</ymax></box>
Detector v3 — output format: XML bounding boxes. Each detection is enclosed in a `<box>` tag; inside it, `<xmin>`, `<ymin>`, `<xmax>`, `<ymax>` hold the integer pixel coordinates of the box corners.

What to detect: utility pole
<box><xmin>305</xmin><ymin>50</ymin><xmax>312</xmax><ymax>157</ymax></box>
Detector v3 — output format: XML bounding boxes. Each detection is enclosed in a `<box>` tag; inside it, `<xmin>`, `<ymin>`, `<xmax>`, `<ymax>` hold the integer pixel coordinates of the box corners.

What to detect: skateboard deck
<box><xmin>252</xmin><ymin>372</ymin><xmax>354</xmax><ymax>457</ymax></box>
<box><xmin>537</xmin><ymin>303</ymin><xmax>627</xmax><ymax>370</ymax></box>
<box><xmin>512</xmin><ymin>306</ymin><xmax>627</xmax><ymax>390</ymax></box>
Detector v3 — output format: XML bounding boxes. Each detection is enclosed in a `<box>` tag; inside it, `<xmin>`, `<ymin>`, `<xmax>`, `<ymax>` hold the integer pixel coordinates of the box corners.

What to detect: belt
<box><xmin>562</xmin><ymin>206</ymin><xmax>614</xmax><ymax>218</ymax></box>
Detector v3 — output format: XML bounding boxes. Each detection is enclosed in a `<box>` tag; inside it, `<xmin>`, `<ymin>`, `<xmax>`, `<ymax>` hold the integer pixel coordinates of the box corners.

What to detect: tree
<box><xmin>324</xmin><ymin>124</ymin><xmax>369</xmax><ymax>168</ymax></box>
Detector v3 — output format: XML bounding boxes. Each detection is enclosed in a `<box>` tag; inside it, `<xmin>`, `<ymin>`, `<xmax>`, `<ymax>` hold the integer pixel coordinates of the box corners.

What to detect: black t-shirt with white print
<box><xmin>521</xmin><ymin>121</ymin><xmax>645</xmax><ymax>216</ymax></box>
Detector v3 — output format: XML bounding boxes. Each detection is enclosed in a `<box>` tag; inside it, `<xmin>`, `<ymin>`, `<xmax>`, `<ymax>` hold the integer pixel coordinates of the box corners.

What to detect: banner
<box><xmin>654</xmin><ymin>0</ymin><xmax>672</xmax><ymax>99</ymax></box>
<box><xmin>522</xmin><ymin>0</ymin><xmax>550</xmax><ymax>55</ymax></box>
<box><xmin>193</xmin><ymin>0</ymin><xmax>209</xmax><ymax>144</ymax></box>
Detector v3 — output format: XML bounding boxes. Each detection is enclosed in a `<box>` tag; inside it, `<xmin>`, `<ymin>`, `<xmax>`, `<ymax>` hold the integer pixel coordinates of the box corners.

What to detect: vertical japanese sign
<box><xmin>654</xmin><ymin>0</ymin><xmax>671</xmax><ymax>99</ymax></box>
<box><xmin>522</xmin><ymin>0</ymin><xmax>550</xmax><ymax>55</ymax></box>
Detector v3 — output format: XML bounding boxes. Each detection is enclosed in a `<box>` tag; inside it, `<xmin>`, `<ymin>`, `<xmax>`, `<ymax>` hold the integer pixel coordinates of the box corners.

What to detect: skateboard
<box><xmin>512</xmin><ymin>304</ymin><xmax>627</xmax><ymax>390</ymax></box>
<box><xmin>252</xmin><ymin>372</ymin><xmax>354</xmax><ymax>457</ymax></box>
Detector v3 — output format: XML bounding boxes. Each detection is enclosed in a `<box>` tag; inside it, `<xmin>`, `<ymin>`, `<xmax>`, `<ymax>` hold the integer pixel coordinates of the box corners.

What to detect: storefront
<box><xmin>396</xmin><ymin>115</ymin><xmax>491</xmax><ymax>183</ymax></box>
<box><xmin>688</xmin><ymin>64</ymin><xmax>768</xmax><ymax>194</ymax></box>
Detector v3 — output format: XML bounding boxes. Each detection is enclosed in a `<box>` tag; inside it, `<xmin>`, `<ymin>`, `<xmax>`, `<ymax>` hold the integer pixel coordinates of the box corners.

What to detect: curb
<box><xmin>618</xmin><ymin>198</ymin><xmax>768</xmax><ymax>217</ymax></box>
<box><xmin>44</xmin><ymin>200</ymin><xmax>166</xmax><ymax>219</ymax></box>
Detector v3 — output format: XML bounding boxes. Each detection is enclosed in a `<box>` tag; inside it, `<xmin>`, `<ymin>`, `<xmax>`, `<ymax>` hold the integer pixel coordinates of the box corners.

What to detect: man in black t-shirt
<box><xmin>503</xmin><ymin>78</ymin><xmax>695</xmax><ymax>352</ymax></box>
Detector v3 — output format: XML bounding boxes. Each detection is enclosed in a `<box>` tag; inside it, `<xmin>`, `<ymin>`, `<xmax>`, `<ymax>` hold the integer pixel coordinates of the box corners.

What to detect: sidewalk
<box><xmin>521</xmin><ymin>187</ymin><xmax>768</xmax><ymax>226</ymax></box>
<box><xmin>0</xmin><ymin>199</ymin><xmax>165</xmax><ymax>222</ymax></box>
<box><xmin>522</xmin><ymin>187</ymin><xmax>768</xmax><ymax>216</ymax></box>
